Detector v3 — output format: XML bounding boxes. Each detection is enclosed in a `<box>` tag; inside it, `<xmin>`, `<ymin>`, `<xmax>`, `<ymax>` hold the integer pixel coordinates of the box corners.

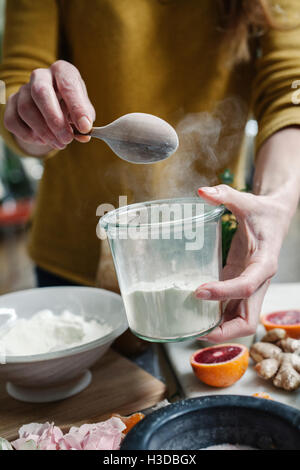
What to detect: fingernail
<box><xmin>77</xmin><ymin>116</ymin><xmax>91</xmax><ymax>133</ymax></box>
<box><xmin>195</xmin><ymin>289</ymin><xmax>211</xmax><ymax>299</ymax></box>
<box><xmin>77</xmin><ymin>136</ymin><xmax>91</xmax><ymax>143</ymax></box>
<box><xmin>198</xmin><ymin>187</ymin><xmax>218</xmax><ymax>194</ymax></box>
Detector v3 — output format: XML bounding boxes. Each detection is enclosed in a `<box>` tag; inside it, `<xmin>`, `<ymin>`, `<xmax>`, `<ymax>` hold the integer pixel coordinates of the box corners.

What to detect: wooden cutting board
<box><xmin>0</xmin><ymin>349</ymin><xmax>166</xmax><ymax>441</ymax></box>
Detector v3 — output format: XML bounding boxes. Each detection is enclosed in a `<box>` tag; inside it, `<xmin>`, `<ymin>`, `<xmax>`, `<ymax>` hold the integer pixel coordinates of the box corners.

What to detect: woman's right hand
<box><xmin>4</xmin><ymin>60</ymin><xmax>96</xmax><ymax>156</ymax></box>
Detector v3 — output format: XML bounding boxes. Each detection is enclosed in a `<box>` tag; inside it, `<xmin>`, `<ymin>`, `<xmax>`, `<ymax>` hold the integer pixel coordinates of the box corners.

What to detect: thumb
<box><xmin>198</xmin><ymin>184</ymin><xmax>254</xmax><ymax>217</ymax></box>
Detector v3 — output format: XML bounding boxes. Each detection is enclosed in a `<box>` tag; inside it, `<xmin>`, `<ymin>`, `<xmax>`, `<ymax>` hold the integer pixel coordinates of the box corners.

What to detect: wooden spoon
<box><xmin>75</xmin><ymin>112</ymin><xmax>179</xmax><ymax>164</ymax></box>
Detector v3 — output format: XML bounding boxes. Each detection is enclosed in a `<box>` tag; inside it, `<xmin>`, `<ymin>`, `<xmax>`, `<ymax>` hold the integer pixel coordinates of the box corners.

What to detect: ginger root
<box><xmin>250</xmin><ymin>328</ymin><xmax>300</xmax><ymax>391</ymax></box>
<box><xmin>250</xmin><ymin>342</ymin><xmax>281</xmax><ymax>363</ymax></box>
<box><xmin>255</xmin><ymin>358</ymin><xmax>279</xmax><ymax>380</ymax></box>
<box><xmin>261</xmin><ymin>328</ymin><xmax>286</xmax><ymax>343</ymax></box>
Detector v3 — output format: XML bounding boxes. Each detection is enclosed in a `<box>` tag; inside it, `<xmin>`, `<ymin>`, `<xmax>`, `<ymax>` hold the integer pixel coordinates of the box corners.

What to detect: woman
<box><xmin>0</xmin><ymin>0</ymin><xmax>299</xmax><ymax>343</ymax></box>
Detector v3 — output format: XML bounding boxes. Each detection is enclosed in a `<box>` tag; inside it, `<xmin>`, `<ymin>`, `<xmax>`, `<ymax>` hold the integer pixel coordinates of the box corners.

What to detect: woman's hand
<box><xmin>195</xmin><ymin>184</ymin><xmax>290</xmax><ymax>342</ymax></box>
<box><xmin>4</xmin><ymin>60</ymin><xmax>96</xmax><ymax>156</ymax></box>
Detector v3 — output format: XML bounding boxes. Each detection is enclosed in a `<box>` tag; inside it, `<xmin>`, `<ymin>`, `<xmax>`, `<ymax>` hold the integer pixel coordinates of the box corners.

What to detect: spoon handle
<box><xmin>73</xmin><ymin>127</ymin><xmax>107</xmax><ymax>139</ymax></box>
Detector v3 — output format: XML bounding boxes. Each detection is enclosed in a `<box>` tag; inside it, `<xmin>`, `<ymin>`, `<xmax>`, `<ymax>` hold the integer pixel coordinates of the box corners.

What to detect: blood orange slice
<box><xmin>262</xmin><ymin>310</ymin><xmax>300</xmax><ymax>339</ymax></box>
<box><xmin>190</xmin><ymin>344</ymin><xmax>249</xmax><ymax>387</ymax></box>
<box><xmin>111</xmin><ymin>413</ymin><xmax>145</xmax><ymax>434</ymax></box>
<box><xmin>252</xmin><ymin>392</ymin><xmax>273</xmax><ymax>400</ymax></box>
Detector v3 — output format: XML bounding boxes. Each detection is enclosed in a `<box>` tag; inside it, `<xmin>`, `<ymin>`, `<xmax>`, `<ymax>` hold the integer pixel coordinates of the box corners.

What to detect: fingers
<box><xmin>4</xmin><ymin>61</ymin><xmax>95</xmax><ymax>151</ymax></box>
<box><xmin>60</xmin><ymin>99</ymin><xmax>91</xmax><ymax>143</ymax></box>
<box><xmin>51</xmin><ymin>60</ymin><xmax>95</xmax><ymax>133</ymax></box>
<box><xmin>198</xmin><ymin>184</ymin><xmax>256</xmax><ymax>219</ymax></box>
<box><xmin>17</xmin><ymin>84</ymin><xmax>65</xmax><ymax>149</ymax></box>
<box><xmin>74</xmin><ymin>134</ymin><xmax>92</xmax><ymax>143</ymax></box>
<box><xmin>195</xmin><ymin>258</ymin><xmax>275</xmax><ymax>301</ymax></box>
<box><xmin>4</xmin><ymin>93</ymin><xmax>37</xmax><ymax>144</ymax></box>
<box><xmin>201</xmin><ymin>281</ymin><xmax>270</xmax><ymax>343</ymax></box>
<box><xmin>204</xmin><ymin>314</ymin><xmax>253</xmax><ymax>343</ymax></box>
<box><xmin>30</xmin><ymin>68</ymin><xmax>73</xmax><ymax>146</ymax></box>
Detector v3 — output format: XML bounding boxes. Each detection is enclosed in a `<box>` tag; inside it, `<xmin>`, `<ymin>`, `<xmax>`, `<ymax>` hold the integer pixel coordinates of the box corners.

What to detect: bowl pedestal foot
<box><xmin>6</xmin><ymin>369</ymin><xmax>92</xmax><ymax>403</ymax></box>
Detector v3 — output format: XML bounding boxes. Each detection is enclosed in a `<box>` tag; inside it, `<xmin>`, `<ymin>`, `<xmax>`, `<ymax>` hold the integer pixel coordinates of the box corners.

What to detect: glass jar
<box><xmin>99</xmin><ymin>197</ymin><xmax>224</xmax><ymax>342</ymax></box>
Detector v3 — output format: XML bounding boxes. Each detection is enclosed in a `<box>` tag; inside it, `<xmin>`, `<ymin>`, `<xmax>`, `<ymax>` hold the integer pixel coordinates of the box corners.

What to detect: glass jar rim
<box><xmin>99</xmin><ymin>197</ymin><xmax>224</xmax><ymax>232</ymax></box>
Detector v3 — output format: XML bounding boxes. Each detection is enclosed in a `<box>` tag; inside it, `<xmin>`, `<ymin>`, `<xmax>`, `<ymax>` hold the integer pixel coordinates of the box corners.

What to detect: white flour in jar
<box><xmin>122</xmin><ymin>273</ymin><xmax>221</xmax><ymax>340</ymax></box>
<box><xmin>0</xmin><ymin>309</ymin><xmax>112</xmax><ymax>356</ymax></box>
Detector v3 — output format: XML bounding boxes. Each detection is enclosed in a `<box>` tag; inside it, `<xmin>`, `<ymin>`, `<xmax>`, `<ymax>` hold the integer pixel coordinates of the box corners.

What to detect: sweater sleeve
<box><xmin>0</xmin><ymin>0</ymin><xmax>59</xmax><ymax>157</ymax></box>
<box><xmin>253</xmin><ymin>0</ymin><xmax>300</xmax><ymax>154</ymax></box>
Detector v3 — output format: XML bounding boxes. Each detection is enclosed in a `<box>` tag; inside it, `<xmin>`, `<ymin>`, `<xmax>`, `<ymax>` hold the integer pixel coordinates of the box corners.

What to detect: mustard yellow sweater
<box><xmin>1</xmin><ymin>0</ymin><xmax>300</xmax><ymax>287</ymax></box>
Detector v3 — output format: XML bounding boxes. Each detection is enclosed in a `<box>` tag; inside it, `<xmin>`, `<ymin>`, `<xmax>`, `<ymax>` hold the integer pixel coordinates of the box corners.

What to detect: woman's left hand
<box><xmin>195</xmin><ymin>184</ymin><xmax>289</xmax><ymax>342</ymax></box>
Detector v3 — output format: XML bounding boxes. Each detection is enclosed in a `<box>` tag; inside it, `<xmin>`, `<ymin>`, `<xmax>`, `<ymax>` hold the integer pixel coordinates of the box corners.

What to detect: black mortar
<box><xmin>121</xmin><ymin>395</ymin><xmax>300</xmax><ymax>450</ymax></box>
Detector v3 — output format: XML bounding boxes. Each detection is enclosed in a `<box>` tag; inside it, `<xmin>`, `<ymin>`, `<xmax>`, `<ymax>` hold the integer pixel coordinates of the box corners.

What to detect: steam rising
<box><xmin>154</xmin><ymin>96</ymin><xmax>248</xmax><ymax>198</ymax></box>
<box><xmin>102</xmin><ymin>97</ymin><xmax>248</xmax><ymax>201</ymax></box>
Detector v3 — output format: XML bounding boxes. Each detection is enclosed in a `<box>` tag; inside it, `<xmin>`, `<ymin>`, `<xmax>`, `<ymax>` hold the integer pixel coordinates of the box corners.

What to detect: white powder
<box><xmin>122</xmin><ymin>273</ymin><xmax>221</xmax><ymax>341</ymax></box>
<box><xmin>0</xmin><ymin>310</ymin><xmax>112</xmax><ymax>356</ymax></box>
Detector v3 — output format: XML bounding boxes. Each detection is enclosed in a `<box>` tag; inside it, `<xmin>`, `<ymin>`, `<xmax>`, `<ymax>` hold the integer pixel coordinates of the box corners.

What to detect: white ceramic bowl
<box><xmin>0</xmin><ymin>287</ymin><xmax>128</xmax><ymax>403</ymax></box>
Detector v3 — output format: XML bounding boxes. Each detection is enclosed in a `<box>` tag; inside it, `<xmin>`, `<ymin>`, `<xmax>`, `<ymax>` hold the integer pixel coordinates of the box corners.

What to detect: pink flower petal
<box><xmin>52</xmin><ymin>426</ymin><xmax>64</xmax><ymax>442</ymax></box>
<box><xmin>11</xmin><ymin>417</ymin><xmax>126</xmax><ymax>451</ymax></box>
<box><xmin>80</xmin><ymin>418</ymin><xmax>126</xmax><ymax>450</ymax></box>
<box><xmin>59</xmin><ymin>433</ymin><xmax>83</xmax><ymax>450</ymax></box>
<box><xmin>19</xmin><ymin>422</ymin><xmax>52</xmax><ymax>438</ymax></box>
<box><xmin>13</xmin><ymin>422</ymin><xmax>64</xmax><ymax>450</ymax></box>
<box><xmin>98</xmin><ymin>417</ymin><xmax>126</xmax><ymax>433</ymax></box>
<box><xmin>12</xmin><ymin>438</ymin><xmax>40</xmax><ymax>450</ymax></box>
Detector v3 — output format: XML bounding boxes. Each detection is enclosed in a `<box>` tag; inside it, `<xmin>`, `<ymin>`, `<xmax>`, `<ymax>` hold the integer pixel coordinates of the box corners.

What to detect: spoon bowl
<box><xmin>77</xmin><ymin>113</ymin><xmax>179</xmax><ymax>164</ymax></box>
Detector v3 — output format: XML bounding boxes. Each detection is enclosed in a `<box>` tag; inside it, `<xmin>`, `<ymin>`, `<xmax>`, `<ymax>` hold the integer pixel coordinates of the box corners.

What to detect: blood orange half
<box><xmin>190</xmin><ymin>344</ymin><xmax>249</xmax><ymax>388</ymax></box>
<box><xmin>262</xmin><ymin>310</ymin><xmax>300</xmax><ymax>339</ymax></box>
